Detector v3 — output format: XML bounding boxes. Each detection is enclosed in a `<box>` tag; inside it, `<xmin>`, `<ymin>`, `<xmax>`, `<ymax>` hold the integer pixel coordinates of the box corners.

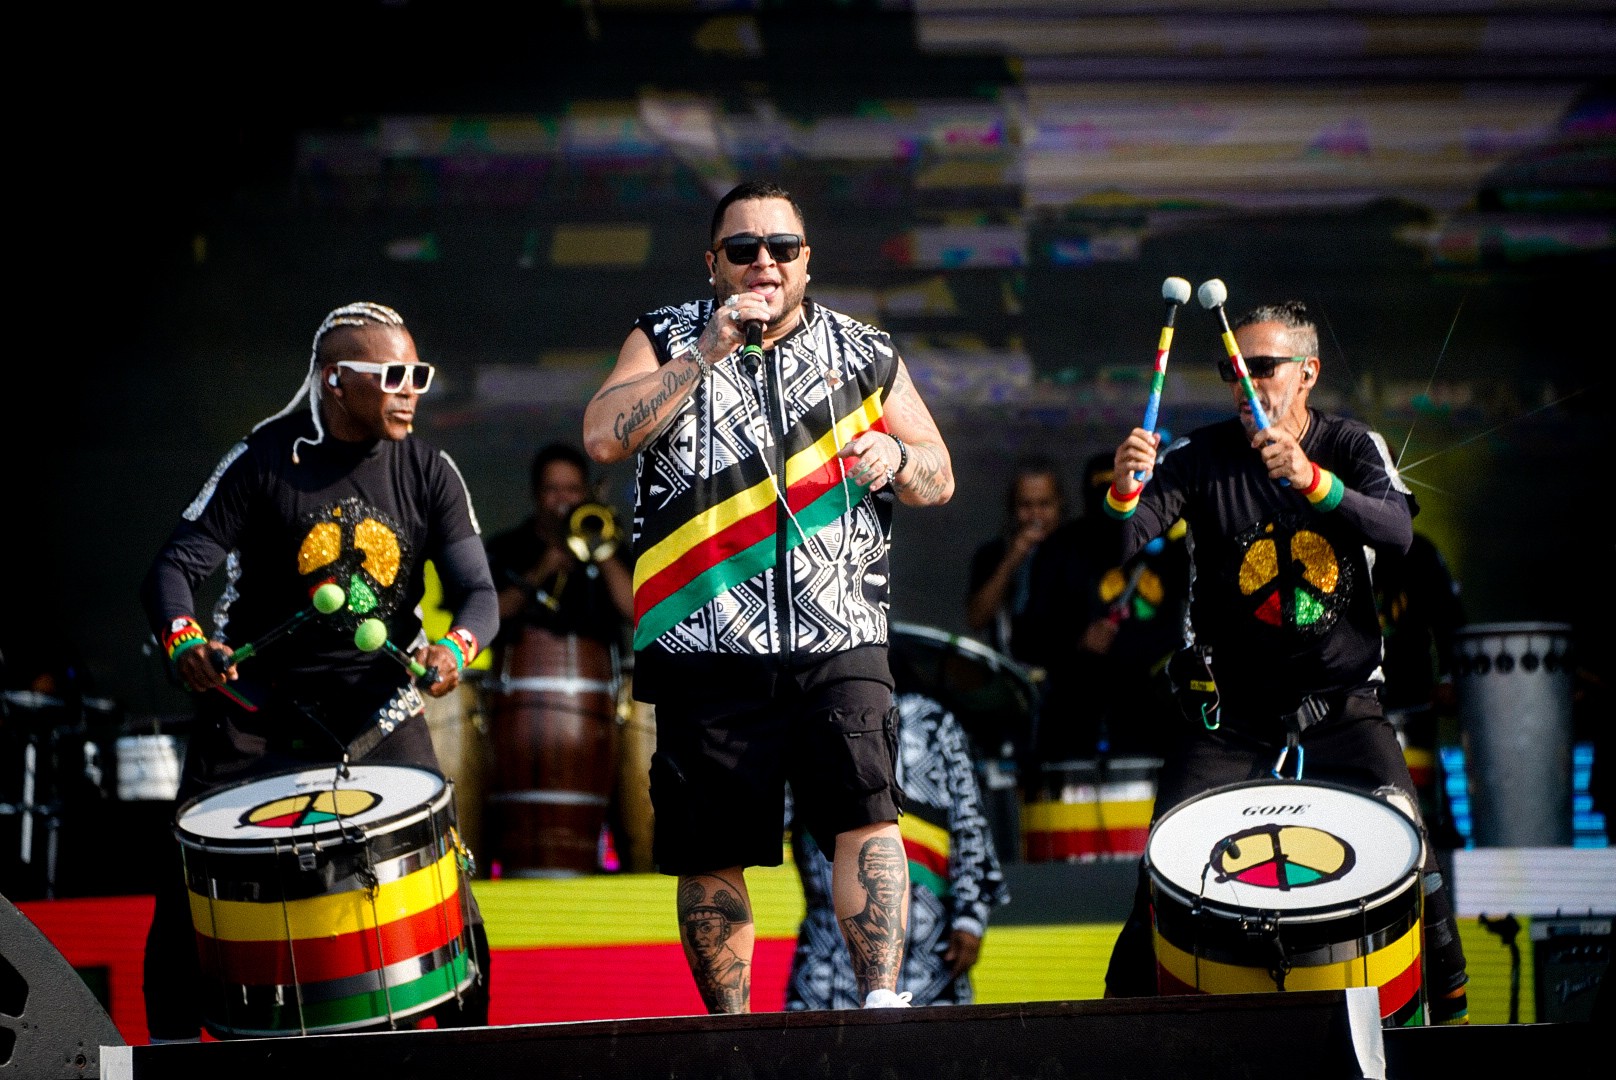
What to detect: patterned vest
<box><xmin>630</xmin><ymin>298</ymin><xmax>899</xmax><ymax>657</ymax></box>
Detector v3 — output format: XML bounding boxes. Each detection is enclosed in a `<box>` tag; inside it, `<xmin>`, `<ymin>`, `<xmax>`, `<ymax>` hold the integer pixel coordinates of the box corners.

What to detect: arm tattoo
<box><xmin>677</xmin><ymin>875</ymin><xmax>752</xmax><ymax>1014</ymax></box>
<box><xmin>899</xmin><ymin>442</ymin><xmax>948</xmax><ymax>502</ymax></box>
<box><xmin>840</xmin><ymin>836</ymin><xmax>907</xmax><ymax>997</ymax></box>
<box><xmin>887</xmin><ymin>363</ymin><xmax>951</xmax><ymax>504</ymax></box>
<box><xmin>610</xmin><ymin>361</ymin><xmax>701</xmax><ymax>452</ymax></box>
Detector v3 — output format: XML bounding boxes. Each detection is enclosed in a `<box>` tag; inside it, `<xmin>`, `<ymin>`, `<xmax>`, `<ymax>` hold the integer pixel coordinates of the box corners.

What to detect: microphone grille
<box><xmin>1197</xmin><ymin>278</ymin><xmax>1228</xmax><ymax>309</ymax></box>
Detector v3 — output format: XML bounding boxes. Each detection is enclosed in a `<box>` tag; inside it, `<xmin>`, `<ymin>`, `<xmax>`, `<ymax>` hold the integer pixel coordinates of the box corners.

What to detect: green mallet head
<box><xmin>354</xmin><ymin>618</ymin><xmax>389</xmax><ymax>653</ymax></box>
<box><xmin>312</xmin><ymin>583</ymin><xmax>346</xmax><ymax>615</ymax></box>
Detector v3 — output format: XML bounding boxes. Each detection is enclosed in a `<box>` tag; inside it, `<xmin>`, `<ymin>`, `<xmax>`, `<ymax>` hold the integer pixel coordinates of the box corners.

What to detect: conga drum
<box><xmin>174</xmin><ymin>763</ymin><xmax>478</xmax><ymax>1037</ymax></box>
<box><xmin>486</xmin><ymin>626</ymin><xmax>619</xmax><ymax>876</ymax></box>
<box><xmin>1145</xmin><ymin>779</ymin><xmax>1426</xmax><ymax>1027</ymax></box>
<box><xmin>614</xmin><ymin>677</ymin><xmax>657</xmax><ymax>874</ymax></box>
<box><xmin>1021</xmin><ymin>756</ymin><xmax>1160</xmax><ymax>862</ymax></box>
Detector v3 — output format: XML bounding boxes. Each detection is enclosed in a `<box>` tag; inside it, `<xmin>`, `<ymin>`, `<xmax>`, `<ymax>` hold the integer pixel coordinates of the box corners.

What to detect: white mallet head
<box><xmin>1197</xmin><ymin>278</ymin><xmax>1228</xmax><ymax>310</ymax></box>
<box><xmin>1163</xmin><ymin>277</ymin><xmax>1192</xmax><ymax>305</ymax></box>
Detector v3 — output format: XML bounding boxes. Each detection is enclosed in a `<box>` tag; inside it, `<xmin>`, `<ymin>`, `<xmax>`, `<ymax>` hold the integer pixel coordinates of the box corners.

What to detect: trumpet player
<box><xmin>484</xmin><ymin>441</ymin><xmax>635</xmax><ymax>653</ymax></box>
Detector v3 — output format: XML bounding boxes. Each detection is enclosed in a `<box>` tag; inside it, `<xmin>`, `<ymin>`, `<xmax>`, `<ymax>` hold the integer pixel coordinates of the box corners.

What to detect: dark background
<box><xmin>12</xmin><ymin>0</ymin><xmax>1615</xmax><ymax>735</ymax></box>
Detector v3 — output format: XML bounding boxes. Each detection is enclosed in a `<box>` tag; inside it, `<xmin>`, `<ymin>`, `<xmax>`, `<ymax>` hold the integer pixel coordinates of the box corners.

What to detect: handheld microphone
<box><xmin>210</xmin><ymin>583</ymin><xmax>347</xmax><ymax>673</ymax></box>
<box><xmin>740</xmin><ymin>320</ymin><xmax>765</xmax><ymax>364</ymax></box>
<box><xmin>354</xmin><ymin>618</ymin><xmax>442</xmax><ymax>685</ymax></box>
<box><xmin>1135</xmin><ymin>277</ymin><xmax>1192</xmax><ymax>480</ymax></box>
<box><xmin>1198</xmin><ymin>278</ymin><xmax>1288</xmax><ymax>486</ymax></box>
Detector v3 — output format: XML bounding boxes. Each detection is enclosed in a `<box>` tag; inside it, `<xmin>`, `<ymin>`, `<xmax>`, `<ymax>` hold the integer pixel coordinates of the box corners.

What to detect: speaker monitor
<box><xmin>0</xmin><ymin>891</ymin><xmax>125</xmax><ymax>1078</ymax></box>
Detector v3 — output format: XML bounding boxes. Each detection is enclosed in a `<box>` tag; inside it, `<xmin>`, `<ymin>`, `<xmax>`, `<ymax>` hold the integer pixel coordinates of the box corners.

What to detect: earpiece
<box><xmin>327</xmin><ymin>372</ymin><xmax>340</xmax><ymax>387</ymax></box>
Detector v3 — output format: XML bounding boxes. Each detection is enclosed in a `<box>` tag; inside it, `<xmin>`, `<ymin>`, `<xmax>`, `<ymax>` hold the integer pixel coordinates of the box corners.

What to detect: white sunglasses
<box><xmin>336</xmin><ymin>360</ymin><xmax>435</xmax><ymax>393</ymax></box>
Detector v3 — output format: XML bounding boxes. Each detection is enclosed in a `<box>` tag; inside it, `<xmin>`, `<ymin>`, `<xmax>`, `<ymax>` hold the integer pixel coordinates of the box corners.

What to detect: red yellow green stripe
<box><xmin>632</xmin><ymin>390</ymin><xmax>886</xmax><ymax>647</ymax></box>
<box><xmin>210</xmin><ymin>949</ymin><xmax>472</xmax><ymax>1035</ymax></box>
<box><xmin>1302</xmin><ymin>464</ymin><xmax>1344</xmax><ymax>511</ymax></box>
<box><xmin>197</xmin><ymin>895</ymin><xmax>465</xmax><ymax>985</ymax></box>
<box><xmin>188</xmin><ymin>849</ymin><xmax>461</xmax><ymax>942</ymax></box>
<box><xmin>899</xmin><ymin>812</ymin><xmax>950</xmax><ymax>896</ymax></box>
<box><xmin>1104</xmin><ymin>482</ymin><xmax>1140</xmax><ymax>519</ymax></box>
<box><xmin>1152</xmin><ymin>916</ymin><xmax>1422</xmax><ymax>1017</ymax></box>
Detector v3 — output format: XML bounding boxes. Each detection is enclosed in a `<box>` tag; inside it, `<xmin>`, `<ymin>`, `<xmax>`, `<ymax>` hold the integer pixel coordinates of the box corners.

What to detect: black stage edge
<box><xmin>97</xmin><ymin>990</ymin><xmax>1595</xmax><ymax>1080</ymax></box>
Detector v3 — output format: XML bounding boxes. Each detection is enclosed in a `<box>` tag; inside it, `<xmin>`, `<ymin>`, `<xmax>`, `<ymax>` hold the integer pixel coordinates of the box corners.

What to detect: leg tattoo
<box><xmin>839</xmin><ymin>835</ymin><xmax>907</xmax><ymax>998</ymax></box>
<box><xmin>677</xmin><ymin>874</ymin><xmax>753</xmax><ymax>1014</ymax></box>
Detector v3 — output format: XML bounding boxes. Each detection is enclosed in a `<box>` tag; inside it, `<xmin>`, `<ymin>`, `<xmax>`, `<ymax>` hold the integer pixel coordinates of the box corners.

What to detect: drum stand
<box><xmin>1</xmin><ymin>736</ymin><xmax>64</xmax><ymax>898</ymax></box>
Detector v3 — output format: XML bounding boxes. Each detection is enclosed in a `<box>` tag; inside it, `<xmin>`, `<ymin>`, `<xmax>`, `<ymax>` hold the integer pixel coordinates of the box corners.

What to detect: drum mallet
<box><xmin>354</xmin><ymin>618</ymin><xmax>442</xmax><ymax>685</ymax></box>
<box><xmin>1197</xmin><ymin>277</ymin><xmax>1289</xmax><ymax>486</ymax></box>
<box><xmin>210</xmin><ymin>582</ymin><xmax>347</xmax><ymax>673</ymax></box>
<box><xmin>1134</xmin><ymin>277</ymin><xmax>1192</xmax><ymax>480</ymax></box>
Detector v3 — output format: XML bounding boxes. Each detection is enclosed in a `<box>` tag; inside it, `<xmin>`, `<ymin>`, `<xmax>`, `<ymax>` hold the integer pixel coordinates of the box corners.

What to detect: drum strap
<box><xmin>343</xmin><ymin>684</ymin><xmax>427</xmax><ymax>761</ymax></box>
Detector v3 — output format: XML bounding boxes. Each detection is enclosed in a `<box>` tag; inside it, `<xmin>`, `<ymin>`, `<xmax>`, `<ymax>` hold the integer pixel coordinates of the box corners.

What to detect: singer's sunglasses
<box><xmin>337</xmin><ymin>360</ymin><xmax>436</xmax><ymax>393</ymax></box>
<box><xmin>711</xmin><ymin>232</ymin><xmax>804</xmax><ymax>265</ymax></box>
<box><xmin>1218</xmin><ymin>355</ymin><xmax>1306</xmax><ymax>382</ymax></box>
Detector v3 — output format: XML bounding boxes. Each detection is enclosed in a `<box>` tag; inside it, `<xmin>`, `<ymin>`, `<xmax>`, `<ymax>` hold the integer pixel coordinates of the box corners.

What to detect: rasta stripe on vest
<box><xmin>631</xmin><ymin>387</ymin><xmax>889</xmax><ymax>648</ymax></box>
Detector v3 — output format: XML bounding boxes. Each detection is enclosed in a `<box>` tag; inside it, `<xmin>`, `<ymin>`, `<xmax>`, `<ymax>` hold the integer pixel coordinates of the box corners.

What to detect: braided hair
<box><xmin>255</xmin><ymin>302</ymin><xmax>407</xmax><ymax>463</ymax></box>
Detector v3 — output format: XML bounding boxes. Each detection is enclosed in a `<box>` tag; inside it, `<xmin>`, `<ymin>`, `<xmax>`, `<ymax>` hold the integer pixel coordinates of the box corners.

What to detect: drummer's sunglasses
<box><xmin>337</xmin><ymin>361</ymin><xmax>436</xmax><ymax>393</ymax></box>
<box><xmin>1218</xmin><ymin>355</ymin><xmax>1306</xmax><ymax>382</ymax></box>
<box><xmin>712</xmin><ymin>232</ymin><xmax>804</xmax><ymax>265</ymax></box>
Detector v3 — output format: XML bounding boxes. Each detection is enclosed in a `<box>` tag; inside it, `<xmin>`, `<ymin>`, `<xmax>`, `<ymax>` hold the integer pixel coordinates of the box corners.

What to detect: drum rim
<box><xmin>174</xmin><ymin>762</ymin><xmax>451</xmax><ymax>850</ymax></box>
<box><xmin>1454</xmin><ymin>621</ymin><xmax>1571</xmax><ymax>637</ymax></box>
<box><xmin>890</xmin><ymin>622</ymin><xmax>1035</xmax><ymax>676</ymax></box>
<box><xmin>1145</xmin><ymin>777</ymin><xmax>1421</xmax><ymax>921</ymax></box>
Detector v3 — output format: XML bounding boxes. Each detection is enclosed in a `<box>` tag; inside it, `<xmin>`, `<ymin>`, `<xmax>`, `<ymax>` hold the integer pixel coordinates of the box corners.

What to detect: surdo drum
<box><xmin>1145</xmin><ymin>780</ymin><xmax>1427</xmax><ymax>1027</ymax></box>
<box><xmin>1022</xmin><ymin>756</ymin><xmax>1161</xmax><ymax>862</ymax></box>
<box><xmin>174</xmin><ymin>763</ymin><xmax>477</xmax><ymax>1037</ymax></box>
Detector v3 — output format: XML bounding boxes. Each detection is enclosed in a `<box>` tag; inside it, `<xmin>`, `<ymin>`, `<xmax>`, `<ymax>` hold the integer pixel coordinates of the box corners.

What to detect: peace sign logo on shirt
<box><xmin>295</xmin><ymin>497</ymin><xmax>414</xmax><ymax>632</ymax></box>
<box><xmin>1232</xmin><ymin>514</ymin><xmax>1353</xmax><ymax>640</ymax></box>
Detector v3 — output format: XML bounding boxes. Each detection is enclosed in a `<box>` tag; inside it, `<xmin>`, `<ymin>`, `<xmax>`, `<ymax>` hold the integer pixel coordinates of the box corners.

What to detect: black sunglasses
<box><xmin>1217</xmin><ymin>355</ymin><xmax>1306</xmax><ymax>382</ymax></box>
<box><xmin>712</xmin><ymin>233</ymin><xmax>803</xmax><ymax>266</ymax></box>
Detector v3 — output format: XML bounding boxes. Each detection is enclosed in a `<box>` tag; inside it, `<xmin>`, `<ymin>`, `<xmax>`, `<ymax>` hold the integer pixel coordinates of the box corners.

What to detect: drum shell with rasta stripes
<box><xmin>174</xmin><ymin>763</ymin><xmax>477</xmax><ymax>1037</ymax></box>
<box><xmin>1145</xmin><ymin>779</ymin><xmax>1427</xmax><ymax>1027</ymax></box>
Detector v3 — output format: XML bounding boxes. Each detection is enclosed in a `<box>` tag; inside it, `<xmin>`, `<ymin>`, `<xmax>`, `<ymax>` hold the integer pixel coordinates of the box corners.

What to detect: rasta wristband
<box><xmin>1301</xmin><ymin>462</ymin><xmax>1344</xmax><ymax>512</ymax></box>
<box><xmin>163</xmin><ymin>616</ymin><xmax>206</xmax><ymax>661</ymax></box>
<box><xmin>1104</xmin><ymin>482</ymin><xmax>1141</xmax><ymax>519</ymax></box>
<box><xmin>169</xmin><ymin>637</ymin><xmax>206</xmax><ymax>662</ymax></box>
<box><xmin>438</xmin><ymin>627</ymin><xmax>479</xmax><ymax>670</ymax></box>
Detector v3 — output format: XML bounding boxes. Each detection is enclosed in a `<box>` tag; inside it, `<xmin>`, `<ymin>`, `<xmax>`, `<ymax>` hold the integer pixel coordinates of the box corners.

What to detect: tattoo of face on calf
<box><xmin>678</xmin><ymin>876</ymin><xmax>752</xmax><ymax>1013</ymax></box>
<box><xmin>840</xmin><ymin>836</ymin><xmax>907</xmax><ymax>994</ymax></box>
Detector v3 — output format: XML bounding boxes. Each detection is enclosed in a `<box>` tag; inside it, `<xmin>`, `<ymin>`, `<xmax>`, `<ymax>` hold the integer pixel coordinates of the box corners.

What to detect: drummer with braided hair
<box><xmin>1103</xmin><ymin>299</ymin><xmax>1469</xmax><ymax>1024</ymax></box>
<box><xmin>138</xmin><ymin>301</ymin><xmax>500</xmax><ymax>1040</ymax></box>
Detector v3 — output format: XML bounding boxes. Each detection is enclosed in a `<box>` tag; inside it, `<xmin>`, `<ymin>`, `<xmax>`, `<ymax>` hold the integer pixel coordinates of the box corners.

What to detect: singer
<box><xmin>1103</xmin><ymin>299</ymin><xmax>1470</xmax><ymax>1023</ymax></box>
<box><xmin>582</xmin><ymin>180</ymin><xmax>955</xmax><ymax>1013</ymax></box>
<box><xmin>137</xmin><ymin>301</ymin><xmax>500</xmax><ymax>1040</ymax></box>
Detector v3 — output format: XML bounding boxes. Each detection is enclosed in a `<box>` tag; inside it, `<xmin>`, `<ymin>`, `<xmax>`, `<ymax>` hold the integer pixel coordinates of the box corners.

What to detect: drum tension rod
<box><xmin>1242</xmin><ymin>913</ymin><xmax>1290</xmax><ymax>991</ymax></box>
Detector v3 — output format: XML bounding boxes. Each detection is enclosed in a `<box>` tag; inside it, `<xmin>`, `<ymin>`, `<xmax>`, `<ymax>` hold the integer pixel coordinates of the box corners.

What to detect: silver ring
<box><xmin>730</xmin><ymin>309</ymin><xmax>741</xmax><ymax>321</ymax></box>
<box><xmin>725</xmin><ymin>295</ymin><xmax>739</xmax><ymax>308</ymax></box>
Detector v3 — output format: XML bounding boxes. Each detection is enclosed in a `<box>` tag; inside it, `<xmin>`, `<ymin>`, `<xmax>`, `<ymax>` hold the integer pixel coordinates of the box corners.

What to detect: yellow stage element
<box><xmin>1022</xmin><ymin>797</ymin><xmax>1153</xmax><ymax>833</ymax></box>
<box><xmin>475</xmin><ymin>859</ymin><xmax>806</xmax><ymax>949</ymax></box>
<box><xmin>421</xmin><ymin>561</ymin><xmax>493</xmax><ymax>671</ymax></box>
<box><xmin>550</xmin><ymin>224</ymin><xmax>652</xmax><ymax>268</ymax></box>
<box><xmin>465</xmin><ymin>871</ymin><xmax>1545</xmax><ymax>1023</ymax></box>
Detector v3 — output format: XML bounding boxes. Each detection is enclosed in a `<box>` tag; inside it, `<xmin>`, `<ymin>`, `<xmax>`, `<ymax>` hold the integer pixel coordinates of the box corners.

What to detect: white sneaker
<box><xmin>862</xmin><ymin>989</ymin><xmax>913</xmax><ymax>1009</ymax></box>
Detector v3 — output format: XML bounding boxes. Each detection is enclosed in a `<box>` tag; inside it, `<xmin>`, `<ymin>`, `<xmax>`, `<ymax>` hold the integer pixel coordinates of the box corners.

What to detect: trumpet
<box><xmin>567</xmin><ymin>502</ymin><xmax>621</xmax><ymax>564</ymax></box>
